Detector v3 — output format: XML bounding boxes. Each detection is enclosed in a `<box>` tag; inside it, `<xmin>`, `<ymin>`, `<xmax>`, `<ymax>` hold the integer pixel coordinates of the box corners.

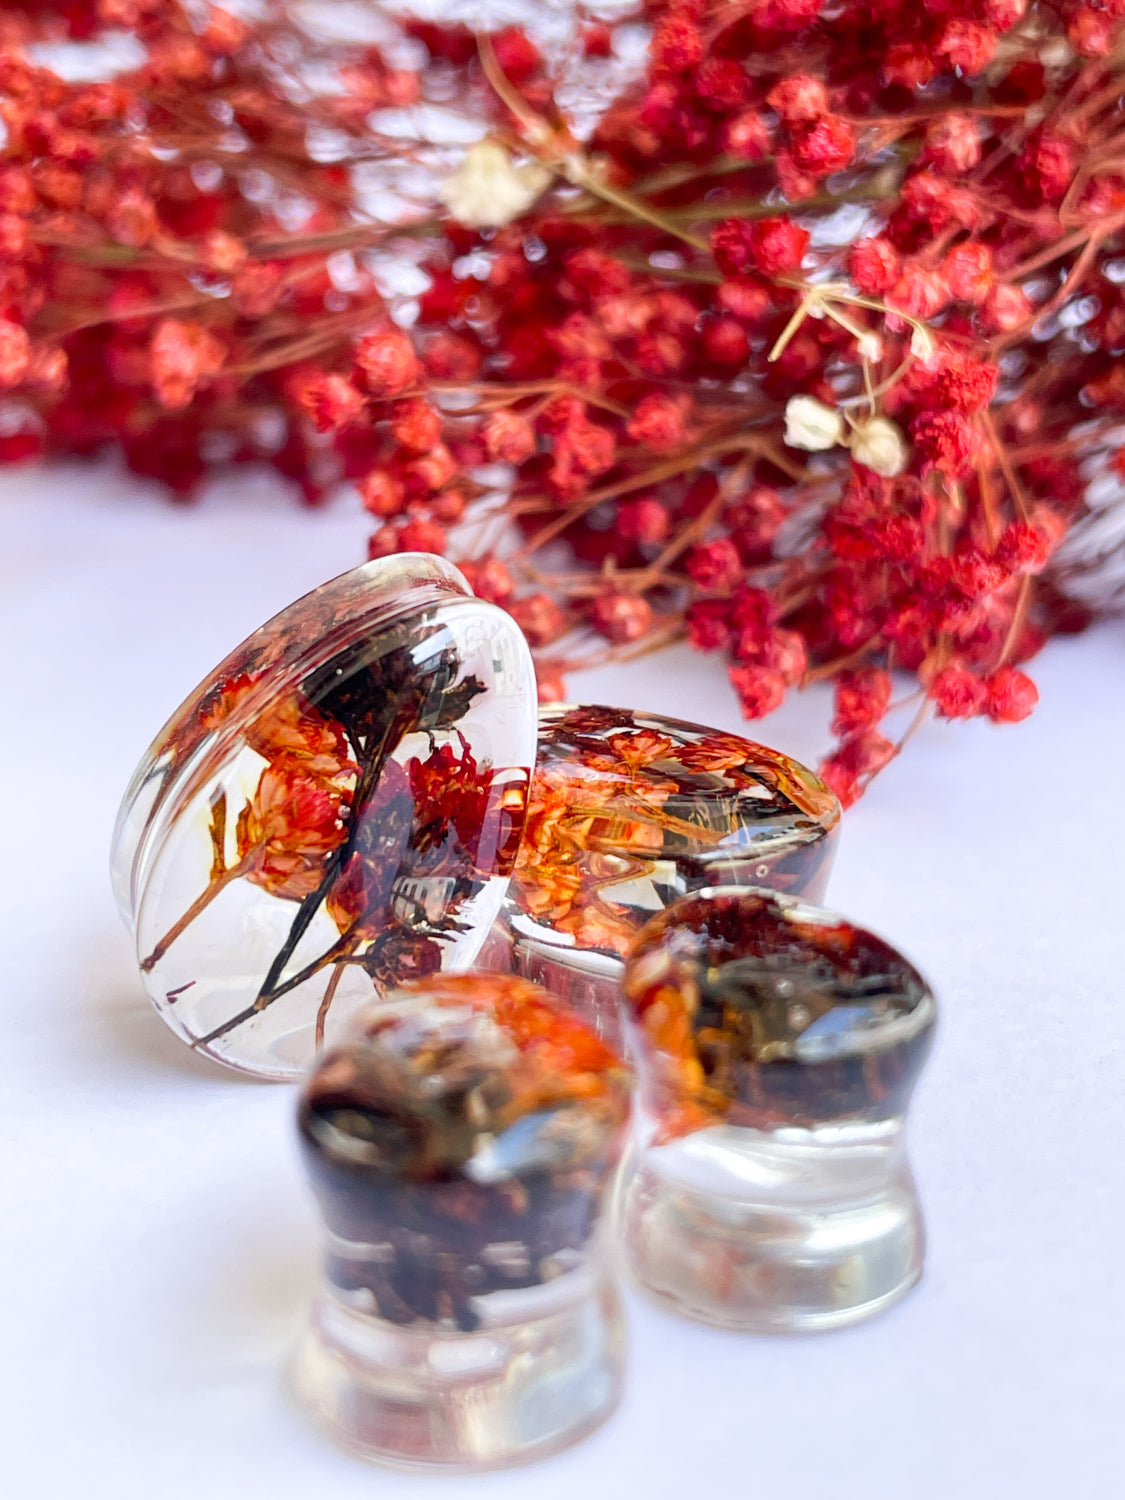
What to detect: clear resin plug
<box><xmin>291</xmin><ymin>973</ymin><xmax>630</xmax><ymax>1470</ymax></box>
<box><xmin>110</xmin><ymin>555</ymin><xmax>537</xmax><ymax>1078</ymax></box>
<box><xmin>617</xmin><ymin>888</ymin><xmax>936</xmax><ymax>1333</ymax></box>
<box><xmin>480</xmin><ymin>706</ymin><xmax>840</xmax><ymax>1046</ymax></box>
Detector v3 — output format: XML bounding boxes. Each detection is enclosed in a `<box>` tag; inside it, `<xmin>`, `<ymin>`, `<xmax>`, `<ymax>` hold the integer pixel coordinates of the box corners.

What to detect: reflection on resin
<box><xmin>484</xmin><ymin>706</ymin><xmax>840</xmax><ymax>1041</ymax></box>
<box><xmin>617</xmin><ymin>888</ymin><xmax>936</xmax><ymax>1332</ymax></box>
<box><xmin>293</xmin><ymin>974</ymin><xmax>630</xmax><ymax>1470</ymax></box>
<box><xmin>111</xmin><ymin>556</ymin><xmax>537</xmax><ymax>1078</ymax></box>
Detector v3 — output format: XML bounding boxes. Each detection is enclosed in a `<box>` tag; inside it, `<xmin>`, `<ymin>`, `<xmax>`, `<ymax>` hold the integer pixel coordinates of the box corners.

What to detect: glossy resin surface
<box><xmin>617</xmin><ymin>888</ymin><xmax>936</xmax><ymax>1331</ymax></box>
<box><xmin>484</xmin><ymin>706</ymin><xmax>840</xmax><ymax>1041</ymax></box>
<box><xmin>293</xmin><ymin>974</ymin><xmax>630</xmax><ymax>1470</ymax></box>
<box><xmin>111</xmin><ymin>556</ymin><xmax>537</xmax><ymax>1078</ymax></box>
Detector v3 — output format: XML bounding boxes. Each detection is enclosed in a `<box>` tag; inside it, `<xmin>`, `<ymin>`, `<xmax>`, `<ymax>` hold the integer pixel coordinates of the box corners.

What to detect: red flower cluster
<box><xmin>0</xmin><ymin>0</ymin><xmax>1122</xmax><ymax>798</ymax></box>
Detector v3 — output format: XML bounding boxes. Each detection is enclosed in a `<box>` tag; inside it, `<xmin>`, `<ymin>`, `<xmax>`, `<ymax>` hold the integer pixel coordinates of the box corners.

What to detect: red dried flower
<box><xmin>749</xmin><ymin>217</ymin><xmax>810</xmax><ymax>277</ymax></box>
<box><xmin>404</xmin><ymin>444</ymin><xmax>457</xmax><ymax>494</ymax></box>
<box><xmin>652</xmin><ymin>15</ymin><xmax>704</xmax><ymax>74</ymax></box>
<box><xmin>929</xmin><ymin>665</ymin><xmax>987</xmax><ymax>718</ymax></box>
<box><xmin>618</xmin><ymin>496</ymin><xmax>670</xmax><ymax>546</ymax></box>
<box><xmin>924</xmin><ymin>114</ymin><xmax>982</xmax><ymax>175</ymax></box>
<box><xmin>723</xmin><ymin>111</ymin><xmax>771</xmax><ymax>159</ymax></box>
<box><xmin>1021</xmin><ymin>134</ymin><xmax>1077</xmax><ymax>204</ymax></box>
<box><xmin>983</xmin><ymin>283</ymin><xmax>1034</xmax><ymax>332</ymax></box>
<box><xmin>397</xmin><ymin>516</ymin><xmax>448</xmax><ymax>554</ymax></box>
<box><xmin>150</xmin><ymin>318</ymin><xmax>225</xmax><ymax>411</ymax></box>
<box><xmin>685</xmin><ymin>598</ymin><xmax>731</xmax><ymax>651</ymax></box>
<box><xmin>355</xmin><ymin>330</ymin><xmax>419</xmax><ymax>398</ymax></box>
<box><xmin>590</xmin><ymin>592</ymin><xmax>654</xmax><ymax>643</ymax></box>
<box><xmin>985</xmin><ymin>668</ymin><xmax>1038</xmax><ymax>722</ymax></box>
<box><xmin>832</xmin><ymin>669</ymin><xmax>893</xmax><ymax>736</ymax></box>
<box><xmin>994</xmin><ymin>521</ymin><xmax>1054</xmax><ymax>575</ymax></box>
<box><xmin>790</xmin><ymin>116</ymin><xmax>854</xmax><ymax>177</ymax></box>
<box><xmin>696</xmin><ymin>59</ymin><xmax>752</xmax><ymax>111</ymax></box>
<box><xmin>890</xmin><ymin>264</ymin><xmax>949</xmax><ymax>319</ymax></box>
<box><xmin>460</xmin><ymin>556</ymin><xmax>515</xmax><ymax>605</ymax></box>
<box><xmin>390</xmin><ymin>399</ymin><xmax>443</xmax><ymax>452</ymax></box>
<box><xmin>850</xmin><ymin>238</ymin><xmax>900</xmax><ymax>295</ymax></box>
<box><xmin>938</xmin><ymin>20</ymin><xmax>996</xmax><ymax>75</ymax></box>
<box><xmin>425</xmin><ymin>331</ymin><xmax>482</xmax><ymax>381</ymax></box>
<box><xmin>508</xmin><ymin>592</ymin><xmax>566</xmax><ymax>646</ymax></box>
<box><xmin>108</xmin><ymin>187</ymin><xmax>158</xmax><ymax>247</ymax></box>
<box><xmin>359</xmin><ymin>470</ymin><xmax>404</xmax><ymax>517</ymax></box>
<box><xmin>943</xmin><ymin>243</ymin><xmax>994</xmax><ymax>304</ymax></box>
<box><xmin>767</xmin><ymin>75</ymin><xmax>829</xmax><ymax>123</ymax></box>
<box><xmin>295</xmin><ymin>372</ymin><xmax>364</xmax><ymax>434</ymax></box>
<box><xmin>627</xmin><ymin>393</ymin><xmax>686</xmax><ymax>453</ymax></box>
<box><xmin>686</xmin><ymin>537</ymin><xmax>742</xmax><ymax>591</ymax></box>
<box><xmin>911</xmin><ymin>409</ymin><xmax>981</xmax><ymax>478</ymax></box>
<box><xmin>919</xmin><ymin>354</ymin><xmax>999</xmax><ymax>414</ymax></box>
<box><xmin>0</xmin><ymin>319</ymin><xmax>30</xmax><ymax>387</ymax></box>
<box><xmin>729</xmin><ymin>663</ymin><xmax>786</xmax><ymax>720</ymax></box>
<box><xmin>482</xmin><ymin>410</ymin><xmax>535</xmax><ymax>465</ymax></box>
<box><xmin>703</xmin><ymin>317</ymin><xmax>751</xmax><ymax>367</ymax></box>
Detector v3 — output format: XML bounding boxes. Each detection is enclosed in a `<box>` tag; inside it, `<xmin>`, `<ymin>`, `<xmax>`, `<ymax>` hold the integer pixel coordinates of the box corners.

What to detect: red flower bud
<box><xmin>390</xmin><ymin>398</ymin><xmax>443</xmax><ymax>452</ymax></box>
<box><xmin>590</xmin><ymin>592</ymin><xmax>654</xmax><ymax>643</ymax></box>
<box><xmin>850</xmin><ymin>239</ymin><xmax>899</xmax><ymax>295</ymax></box>
<box><xmin>929</xmin><ymin>665</ymin><xmax>987</xmax><ymax>718</ymax></box>
<box><xmin>508</xmin><ymin>592</ymin><xmax>566</xmax><ymax>646</ymax></box>
<box><xmin>985</xmin><ymin>668</ymin><xmax>1038</xmax><ymax>722</ymax></box>
<box><xmin>355</xmin><ymin>330</ymin><xmax>419</xmax><ymax>398</ymax></box>
<box><xmin>627</xmin><ymin>392</ymin><xmax>686</xmax><ymax>453</ymax></box>
<box><xmin>686</xmin><ymin>537</ymin><xmax>743</xmax><ymax>591</ymax></box>
<box><xmin>484</xmin><ymin>409</ymin><xmax>537</xmax><ymax>464</ymax></box>
<box><xmin>832</xmin><ymin>669</ymin><xmax>893</xmax><ymax>736</ymax></box>
<box><xmin>397</xmin><ymin>516</ymin><xmax>448</xmax><ymax>554</ymax></box>
<box><xmin>729</xmin><ymin>663</ymin><xmax>787</xmax><ymax>720</ymax></box>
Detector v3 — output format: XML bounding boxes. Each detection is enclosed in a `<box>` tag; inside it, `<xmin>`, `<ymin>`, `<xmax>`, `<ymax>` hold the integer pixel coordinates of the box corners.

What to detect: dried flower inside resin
<box><xmin>112</xmin><ymin>557</ymin><xmax>537</xmax><ymax>1078</ymax></box>
<box><xmin>623</xmin><ymin>888</ymin><xmax>935</xmax><ymax>1139</ymax></box>
<box><xmin>298</xmin><ymin>973</ymin><xmax>631</xmax><ymax>1332</ymax></box>
<box><xmin>508</xmin><ymin>706</ymin><xmax>840</xmax><ymax>960</ymax></box>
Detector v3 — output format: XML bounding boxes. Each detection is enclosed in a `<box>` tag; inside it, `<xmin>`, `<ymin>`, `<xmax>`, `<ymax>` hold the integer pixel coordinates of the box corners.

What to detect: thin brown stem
<box><xmin>980</xmin><ymin>410</ymin><xmax>1031</xmax><ymax>521</ymax></box>
<box><xmin>315</xmin><ymin>952</ymin><xmax>353</xmax><ymax>1050</ymax></box>
<box><xmin>140</xmin><ymin>849</ymin><xmax>258</xmax><ymax>973</ymax></box>
<box><xmin>997</xmin><ymin>574</ymin><xmax>1032</xmax><ymax>668</ymax></box>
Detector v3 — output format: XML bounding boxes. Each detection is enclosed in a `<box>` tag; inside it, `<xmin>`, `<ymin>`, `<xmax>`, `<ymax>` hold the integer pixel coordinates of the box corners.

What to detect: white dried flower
<box><xmin>857</xmin><ymin>332</ymin><xmax>884</xmax><ymax>362</ymax></box>
<box><xmin>909</xmin><ymin>322</ymin><xmax>936</xmax><ymax>361</ymax></box>
<box><xmin>784</xmin><ymin>395</ymin><xmax>845</xmax><ymax>452</ymax></box>
<box><xmin>440</xmin><ymin>140</ymin><xmax>550</xmax><ymax>230</ymax></box>
<box><xmin>849</xmin><ymin>416</ymin><xmax>908</xmax><ymax>477</ymax></box>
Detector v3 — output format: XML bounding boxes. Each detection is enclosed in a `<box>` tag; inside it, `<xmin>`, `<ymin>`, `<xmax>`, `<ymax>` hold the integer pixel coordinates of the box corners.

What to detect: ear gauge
<box><xmin>290</xmin><ymin>973</ymin><xmax>630</xmax><ymax>1470</ymax></box>
<box><xmin>110</xmin><ymin>555</ymin><xmax>538</xmax><ymax>1078</ymax></box>
<box><xmin>480</xmin><ymin>704</ymin><xmax>841</xmax><ymax>1047</ymax></box>
<box><xmin>617</xmin><ymin>887</ymin><xmax>936</xmax><ymax>1332</ymax></box>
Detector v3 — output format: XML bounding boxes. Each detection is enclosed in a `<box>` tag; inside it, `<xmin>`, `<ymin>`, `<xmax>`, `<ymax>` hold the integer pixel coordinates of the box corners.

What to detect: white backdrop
<box><xmin>2</xmin><ymin>462</ymin><xmax>1121</xmax><ymax>1500</ymax></box>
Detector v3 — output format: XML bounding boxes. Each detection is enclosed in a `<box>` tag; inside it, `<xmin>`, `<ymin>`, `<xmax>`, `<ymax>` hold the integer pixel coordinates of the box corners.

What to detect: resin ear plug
<box><xmin>480</xmin><ymin>705</ymin><xmax>840</xmax><ymax>1043</ymax></box>
<box><xmin>291</xmin><ymin>973</ymin><xmax>631</xmax><ymax>1471</ymax></box>
<box><xmin>111</xmin><ymin>556</ymin><xmax>537</xmax><ymax>1078</ymax></box>
<box><xmin>617</xmin><ymin>888</ymin><xmax>936</xmax><ymax>1332</ymax></box>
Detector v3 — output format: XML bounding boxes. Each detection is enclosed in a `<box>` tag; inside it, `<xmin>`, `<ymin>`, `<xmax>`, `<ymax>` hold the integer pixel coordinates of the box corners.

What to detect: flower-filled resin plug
<box><xmin>479</xmin><ymin>706</ymin><xmax>840</xmax><ymax>1044</ymax></box>
<box><xmin>111</xmin><ymin>555</ymin><xmax>537</xmax><ymax>1078</ymax></box>
<box><xmin>291</xmin><ymin>974</ymin><xmax>631</xmax><ymax>1471</ymax></box>
<box><xmin>618</xmin><ymin>889</ymin><xmax>936</xmax><ymax>1333</ymax></box>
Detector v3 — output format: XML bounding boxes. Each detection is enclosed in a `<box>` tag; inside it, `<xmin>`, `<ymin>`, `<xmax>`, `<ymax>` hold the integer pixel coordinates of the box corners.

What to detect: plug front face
<box><xmin>292</xmin><ymin>973</ymin><xmax>630</xmax><ymax>1471</ymax></box>
<box><xmin>112</xmin><ymin>556</ymin><xmax>537</xmax><ymax>1078</ymax></box>
<box><xmin>487</xmin><ymin>705</ymin><xmax>841</xmax><ymax>1044</ymax></box>
<box><xmin>618</xmin><ymin>887</ymin><xmax>936</xmax><ymax>1333</ymax></box>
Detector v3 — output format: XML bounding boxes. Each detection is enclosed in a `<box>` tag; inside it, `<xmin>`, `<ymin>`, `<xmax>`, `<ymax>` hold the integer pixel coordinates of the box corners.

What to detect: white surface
<box><xmin>2</xmin><ymin>462</ymin><xmax>1122</xmax><ymax>1500</ymax></box>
